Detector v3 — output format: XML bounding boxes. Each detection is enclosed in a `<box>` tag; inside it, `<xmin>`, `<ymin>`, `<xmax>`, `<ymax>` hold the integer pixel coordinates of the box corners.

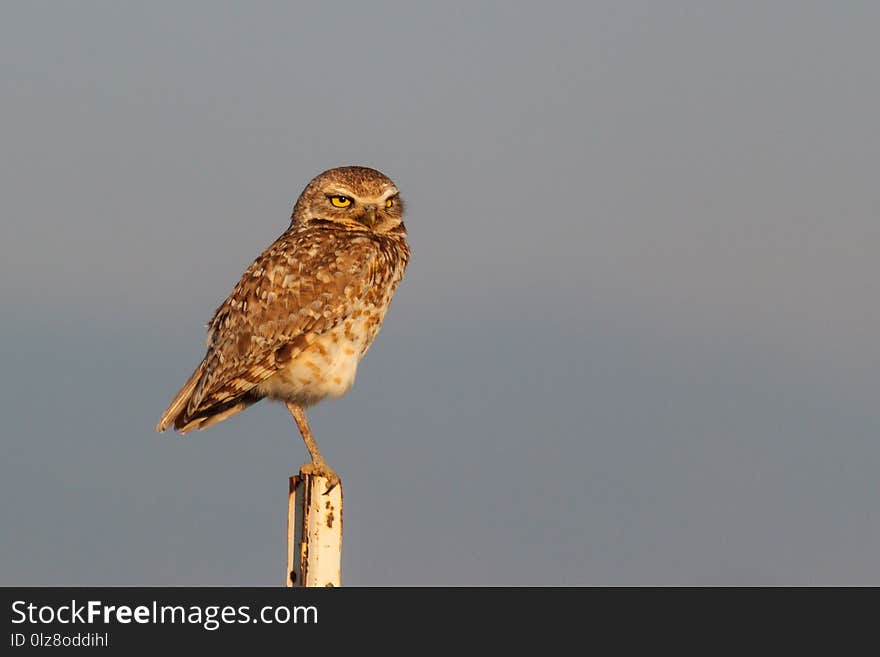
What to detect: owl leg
<box><xmin>286</xmin><ymin>402</ymin><xmax>340</xmax><ymax>493</ymax></box>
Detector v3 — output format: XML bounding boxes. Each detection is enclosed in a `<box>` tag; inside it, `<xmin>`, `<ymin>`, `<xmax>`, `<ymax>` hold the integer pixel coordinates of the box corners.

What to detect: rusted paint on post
<box><xmin>286</xmin><ymin>473</ymin><xmax>343</xmax><ymax>587</ymax></box>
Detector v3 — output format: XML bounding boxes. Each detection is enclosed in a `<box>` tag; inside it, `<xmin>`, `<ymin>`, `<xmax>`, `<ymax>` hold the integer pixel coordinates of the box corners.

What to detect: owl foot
<box><xmin>299</xmin><ymin>460</ymin><xmax>341</xmax><ymax>494</ymax></box>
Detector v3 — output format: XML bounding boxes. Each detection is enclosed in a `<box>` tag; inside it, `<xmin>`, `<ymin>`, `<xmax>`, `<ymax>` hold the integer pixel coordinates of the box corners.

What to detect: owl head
<box><xmin>291</xmin><ymin>166</ymin><xmax>404</xmax><ymax>233</ymax></box>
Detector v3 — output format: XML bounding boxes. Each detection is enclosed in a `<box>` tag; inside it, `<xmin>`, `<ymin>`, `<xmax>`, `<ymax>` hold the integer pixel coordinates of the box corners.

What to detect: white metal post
<box><xmin>286</xmin><ymin>473</ymin><xmax>342</xmax><ymax>587</ymax></box>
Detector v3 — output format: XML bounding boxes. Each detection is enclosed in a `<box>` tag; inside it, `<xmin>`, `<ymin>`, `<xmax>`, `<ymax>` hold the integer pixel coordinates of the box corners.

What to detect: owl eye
<box><xmin>385</xmin><ymin>198</ymin><xmax>394</xmax><ymax>208</ymax></box>
<box><xmin>329</xmin><ymin>195</ymin><xmax>352</xmax><ymax>208</ymax></box>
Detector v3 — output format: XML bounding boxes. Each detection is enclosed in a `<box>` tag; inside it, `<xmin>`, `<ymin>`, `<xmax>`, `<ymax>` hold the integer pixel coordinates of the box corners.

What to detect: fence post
<box><xmin>286</xmin><ymin>472</ymin><xmax>342</xmax><ymax>587</ymax></box>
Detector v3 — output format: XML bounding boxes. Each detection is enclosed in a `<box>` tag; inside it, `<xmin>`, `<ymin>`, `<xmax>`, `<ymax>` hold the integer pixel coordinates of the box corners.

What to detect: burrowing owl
<box><xmin>156</xmin><ymin>166</ymin><xmax>410</xmax><ymax>489</ymax></box>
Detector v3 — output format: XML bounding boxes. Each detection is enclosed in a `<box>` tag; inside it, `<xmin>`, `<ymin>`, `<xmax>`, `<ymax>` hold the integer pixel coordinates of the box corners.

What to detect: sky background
<box><xmin>2</xmin><ymin>1</ymin><xmax>878</xmax><ymax>585</ymax></box>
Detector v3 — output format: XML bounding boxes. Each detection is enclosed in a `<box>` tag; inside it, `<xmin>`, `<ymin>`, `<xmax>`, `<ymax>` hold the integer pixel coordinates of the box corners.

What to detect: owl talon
<box><xmin>299</xmin><ymin>461</ymin><xmax>341</xmax><ymax>494</ymax></box>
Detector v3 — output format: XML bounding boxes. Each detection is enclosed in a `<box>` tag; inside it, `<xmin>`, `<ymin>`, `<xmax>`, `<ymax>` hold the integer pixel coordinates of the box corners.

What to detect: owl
<box><xmin>156</xmin><ymin>166</ymin><xmax>410</xmax><ymax>490</ymax></box>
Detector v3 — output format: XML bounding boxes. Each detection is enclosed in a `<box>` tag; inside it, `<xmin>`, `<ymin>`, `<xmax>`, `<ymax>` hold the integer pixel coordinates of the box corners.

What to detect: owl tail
<box><xmin>156</xmin><ymin>362</ymin><xmax>259</xmax><ymax>433</ymax></box>
<box><xmin>155</xmin><ymin>363</ymin><xmax>204</xmax><ymax>433</ymax></box>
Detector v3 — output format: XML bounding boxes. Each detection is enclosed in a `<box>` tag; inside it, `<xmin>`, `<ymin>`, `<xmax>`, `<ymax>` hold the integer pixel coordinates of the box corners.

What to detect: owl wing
<box><xmin>156</xmin><ymin>228</ymin><xmax>382</xmax><ymax>432</ymax></box>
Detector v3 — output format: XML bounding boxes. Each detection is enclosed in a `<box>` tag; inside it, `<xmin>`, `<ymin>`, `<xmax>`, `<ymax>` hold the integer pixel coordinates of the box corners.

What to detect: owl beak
<box><xmin>360</xmin><ymin>205</ymin><xmax>377</xmax><ymax>228</ymax></box>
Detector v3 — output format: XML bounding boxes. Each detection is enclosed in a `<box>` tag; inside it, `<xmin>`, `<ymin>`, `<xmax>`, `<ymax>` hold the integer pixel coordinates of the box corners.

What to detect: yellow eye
<box><xmin>329</xmin><ymin>195</ymin><xmax>352</xmax><ymax>208</ymax></box>
<box><xmin>385</xmin><ymin>198</ymin><xmax>394</xmax><ymax>208</ymax></box>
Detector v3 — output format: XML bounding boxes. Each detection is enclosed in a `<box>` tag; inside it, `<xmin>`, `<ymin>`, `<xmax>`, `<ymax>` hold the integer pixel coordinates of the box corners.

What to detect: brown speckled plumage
<box><xmin>156</xmin><ymin>166</ymin><xmax>409</xmax><ymax>483</ymax></box>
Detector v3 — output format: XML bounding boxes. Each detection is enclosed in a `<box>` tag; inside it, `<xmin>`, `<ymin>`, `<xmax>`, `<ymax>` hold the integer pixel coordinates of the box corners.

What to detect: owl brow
<box><xmin>380</xmin><ymin>188</ymin><xmax>399</xmax><ymax>201</ymax></box>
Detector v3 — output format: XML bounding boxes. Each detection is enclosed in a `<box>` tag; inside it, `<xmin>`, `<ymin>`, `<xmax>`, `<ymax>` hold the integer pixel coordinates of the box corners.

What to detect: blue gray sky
<box><xmin>2</xmin><ymin>1</ymin><xmax>878</xmax><ymax>585</ymax></box>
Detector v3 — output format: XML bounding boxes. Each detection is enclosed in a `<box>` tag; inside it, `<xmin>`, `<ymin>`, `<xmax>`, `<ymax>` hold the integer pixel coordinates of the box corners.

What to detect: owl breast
<box><xmin>256</xmin><ymin>301</ymin><xmax>388</xmax><ymax>407</ymax></box>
